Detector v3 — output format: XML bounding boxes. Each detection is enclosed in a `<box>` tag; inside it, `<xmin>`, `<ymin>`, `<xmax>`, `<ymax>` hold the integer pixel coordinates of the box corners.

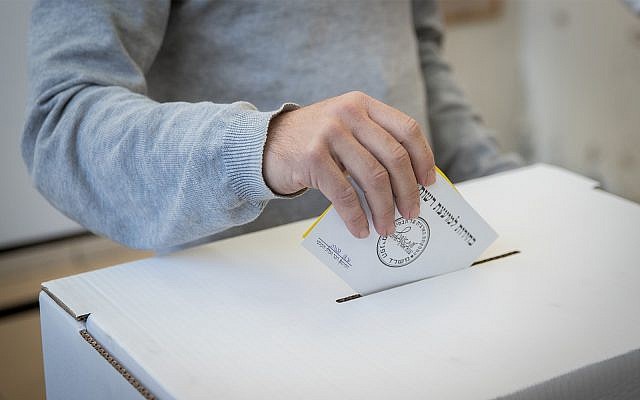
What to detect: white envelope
<box><xmin>302</xmin><ymin>168</ymin><xmax>498</xmax><ymax>295</ymax></box>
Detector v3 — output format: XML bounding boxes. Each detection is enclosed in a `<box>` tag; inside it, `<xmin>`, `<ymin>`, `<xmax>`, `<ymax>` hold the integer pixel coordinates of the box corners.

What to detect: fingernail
<box><xmin>358</xmin><ymin>227</ymin><xmax>370</xmax><ymax>239</ymax></box>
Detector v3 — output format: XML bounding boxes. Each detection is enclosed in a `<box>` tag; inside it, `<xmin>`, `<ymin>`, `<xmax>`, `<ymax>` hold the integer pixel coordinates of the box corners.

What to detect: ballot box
<box><xmin>39</xmin><ymin>164</ymin><xmax>640</xmax><ymax>399</ymax></box>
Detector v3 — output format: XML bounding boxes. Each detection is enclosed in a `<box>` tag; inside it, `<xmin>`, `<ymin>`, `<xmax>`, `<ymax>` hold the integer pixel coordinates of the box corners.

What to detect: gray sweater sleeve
<box><xmin>22</xmin><ymin>0</ymin><xmax>294</xmax><ymax>250</ymax></box>
<box><xmin>412</xmin><ymin>0</ymin><xmax>522</xmax><ymax>183</ymax></box>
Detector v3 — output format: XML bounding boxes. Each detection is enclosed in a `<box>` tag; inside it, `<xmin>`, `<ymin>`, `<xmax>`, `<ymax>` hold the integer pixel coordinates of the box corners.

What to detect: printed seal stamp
<box><xmin>377</xmin><ymin>217</ymin><xmax>430</xmax><ymax>267</ymax></box>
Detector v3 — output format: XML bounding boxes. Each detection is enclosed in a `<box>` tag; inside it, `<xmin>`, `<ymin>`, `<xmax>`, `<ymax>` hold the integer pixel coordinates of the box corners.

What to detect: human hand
<box><xmin>263</xmin><ymin>91</ymin><xmax>436</xmax><ymax>238</ymax></box>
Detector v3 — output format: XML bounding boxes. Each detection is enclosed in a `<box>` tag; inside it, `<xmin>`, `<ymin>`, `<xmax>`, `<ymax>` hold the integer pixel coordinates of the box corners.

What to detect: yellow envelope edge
<box><xmin>302</xmin><ymin>204</ymin><xmax>333</xmax><ymax>239</ymax></box>
<box><xmin>301</xmin><ymin>166</ymin><xmax>456</xmax><ymax>238</ymax></box>
<box><xmin>435</xmin><ymin>166</ymin><xmax>454</xmax><ymax>188</ymax></box>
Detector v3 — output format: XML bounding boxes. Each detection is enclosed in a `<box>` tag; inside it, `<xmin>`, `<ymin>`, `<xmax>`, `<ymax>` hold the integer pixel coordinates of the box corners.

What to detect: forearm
<box><xmin>23</xmin><ymin>84</ymin><xmax>292</xmax><ymax>250</ymax></box>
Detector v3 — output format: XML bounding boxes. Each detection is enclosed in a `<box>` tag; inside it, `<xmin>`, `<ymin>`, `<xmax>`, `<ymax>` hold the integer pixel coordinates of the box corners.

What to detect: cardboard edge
<box><xmin>458</xmin><ymin>163</ymin><xmax>600</xmax><ymax>191</ymax></box>
<box><xmin>40</xmin><ymin>288</ymin><xmax>156</xmax><ymax>399</ymax></box>
<box><xmin>79</xmin><ymin>329</ymin><xmax>156</xmax><ymax>400</ymax></box>
<box><xmin>41</xmin><ymin>286</ymin><xmax>89</xmax><ymax>321</ymax></box>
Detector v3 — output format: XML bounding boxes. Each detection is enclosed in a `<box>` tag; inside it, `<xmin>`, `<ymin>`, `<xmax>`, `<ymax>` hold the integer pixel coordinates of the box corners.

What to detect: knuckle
<box><xmin>321</xmin><ymin>120</ymin><xmax>344</xmax><ymax>140</ymax></box>
<box><xmin>340</xmin><ymin>91</ymin><xmax>369</xmax><ymax>110</ymax></box>
<box><xmin>338</xmin><ymin>101</ymin><xmax>364</xmax><ymax>120</ymax></box>
<box><xmin>388</xmin><ymin>144</ymin><xmax>411</xmax><ymax>169</ymax></box>
<box><xmin>405</xmin><ymin>184</ymin><xmax>420</xmax><ymax>200</ymax></box>
<box><xmin>345</xmin><ymin>90</ymin><xmax>367</xmax><ymax>101</ymax></box>
<box><xmin>336</xmin><ymin>187</ymin><xmax>361</xmax><ymax>209</ymax></box>
<box><xmin>402</xmin><ymin>116</ymin><xmax>421</xmax><ymax>139</ymax></box>
<box><xmin>381</xmin><ymin>206</ymin><xmax>396</xmax><ymax>220</ymax></box>
<box><xmin>369</xmin><ymin>167</ymin><xmax>390</xmax><ymax>189</ymax></box>
<box><xmin>347</xmin><ymin>211</ymin><xmax>367</xmax><ymax>227</ymax></box>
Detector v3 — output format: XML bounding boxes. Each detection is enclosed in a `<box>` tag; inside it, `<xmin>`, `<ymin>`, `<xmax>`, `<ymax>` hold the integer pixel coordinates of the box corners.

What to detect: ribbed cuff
<box><xmin>223</xmin><ymin>102</ymin><xmax>301</xmax><ymax>203</ymax></box>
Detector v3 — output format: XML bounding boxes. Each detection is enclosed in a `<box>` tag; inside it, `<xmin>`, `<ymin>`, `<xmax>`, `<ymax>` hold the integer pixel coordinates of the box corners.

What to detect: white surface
<box><xmin>39</xmin><ymin>292</ymin><xmax>142</xmax><ymax>400</ymax></box>
<box><xmin>0</xmin><ymin>0</ymin><xmax>82</xmax><ymax>248</ymax></box>
<box><xmin>41</xmin><ymin>165</ymin><xmax>640</xmax><ymax>399</ymax></box>
<box><xmin>303</xmin><ymin>172</ymin><xmax>496</xmax><ymax>295</ymax></box>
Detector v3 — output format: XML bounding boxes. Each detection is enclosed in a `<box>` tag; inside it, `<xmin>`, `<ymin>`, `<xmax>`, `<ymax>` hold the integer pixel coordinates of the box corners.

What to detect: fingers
<box><xmin>363</xmin><ymin>95</ymin><xmax>436</xmax><ymax>186</ymax></box>
<box><xmin>312</xmin><ymin>150</ymin><xmax>370</xmax><ymax>238</ymax></box>
<box><xmin>331</xmin><ymin>134</ymin><xmax>396</xmax><ymax>236</ymax></box>
<box><xmin>350</xmin><ymin>119</ymin><xmax>421</xmax><ymax>221</ymax></box>
<box><xmin>296</xmin><ymin>91</ymin><xmax>437</xmax><ymax>240</ymax></box>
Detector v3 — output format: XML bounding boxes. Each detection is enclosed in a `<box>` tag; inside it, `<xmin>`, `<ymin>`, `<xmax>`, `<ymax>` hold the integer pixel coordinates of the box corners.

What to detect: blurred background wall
<box><xmin>521</xmin><ymin>0</ymin><xmax>640</xmax><ymax>203</ymax></box>
<box><xmin>444</xmin><ymin>0</ymin><xmax>640</xmax><ymax>203</ymax></box>
<box><xmin>0</xmin><ymin>0</ymin><xmax>81</xmax><ymax>250</ymax></box>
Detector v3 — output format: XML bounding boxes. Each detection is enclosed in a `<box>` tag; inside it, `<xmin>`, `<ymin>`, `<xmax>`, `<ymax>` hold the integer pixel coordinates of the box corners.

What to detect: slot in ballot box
<box><xmin>40</xmin><ymin>164</ymin><xmax>640</xmax><ymax>399</ymax></box>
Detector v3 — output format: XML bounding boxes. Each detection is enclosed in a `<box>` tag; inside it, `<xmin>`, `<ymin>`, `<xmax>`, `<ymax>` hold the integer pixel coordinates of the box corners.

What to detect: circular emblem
<box><xmin>376</xmin><ymin>217</ymin><xmax>430</xmax><ymax>268</ymax></box>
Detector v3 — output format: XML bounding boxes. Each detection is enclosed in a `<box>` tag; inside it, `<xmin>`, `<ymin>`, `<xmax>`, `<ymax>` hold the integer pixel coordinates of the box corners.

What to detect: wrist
<box><xmin>263</xmin><ymin>106</ymin><xmax>307</xmax><ymax>197</ymax></box>
<box><xmin>222</xmin><ymin>102</ymin><xmax>300</xmax><ymax>204</ymax></box>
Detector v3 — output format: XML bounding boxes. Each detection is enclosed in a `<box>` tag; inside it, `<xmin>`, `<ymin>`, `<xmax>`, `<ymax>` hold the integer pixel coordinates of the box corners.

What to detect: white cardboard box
<box><xmin>40</xmin><ymin>164</ymin><xmax>640</xmax><ymax>399</ymax></box>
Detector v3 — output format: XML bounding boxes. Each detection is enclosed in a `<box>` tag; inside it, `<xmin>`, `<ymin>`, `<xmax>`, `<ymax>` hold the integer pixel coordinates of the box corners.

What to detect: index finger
<box><xmin>364</xmin><ymin>96</ymin><xmax>435</xmax><ymax>186</ymax></box>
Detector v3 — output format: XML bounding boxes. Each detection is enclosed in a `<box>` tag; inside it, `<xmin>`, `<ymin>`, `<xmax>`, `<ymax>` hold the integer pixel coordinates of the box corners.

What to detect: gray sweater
<box><xmin>23</xmin><ymin>0</ymin><xmax>520</xmax><ymax>251</ymax></box>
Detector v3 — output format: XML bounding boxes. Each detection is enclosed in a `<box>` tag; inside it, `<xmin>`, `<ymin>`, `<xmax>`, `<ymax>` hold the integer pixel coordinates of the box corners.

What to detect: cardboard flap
<box><xmin>42</xmin><ymin>276</ymin><xmax>102</xmax><ymax>320</ymax></box>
